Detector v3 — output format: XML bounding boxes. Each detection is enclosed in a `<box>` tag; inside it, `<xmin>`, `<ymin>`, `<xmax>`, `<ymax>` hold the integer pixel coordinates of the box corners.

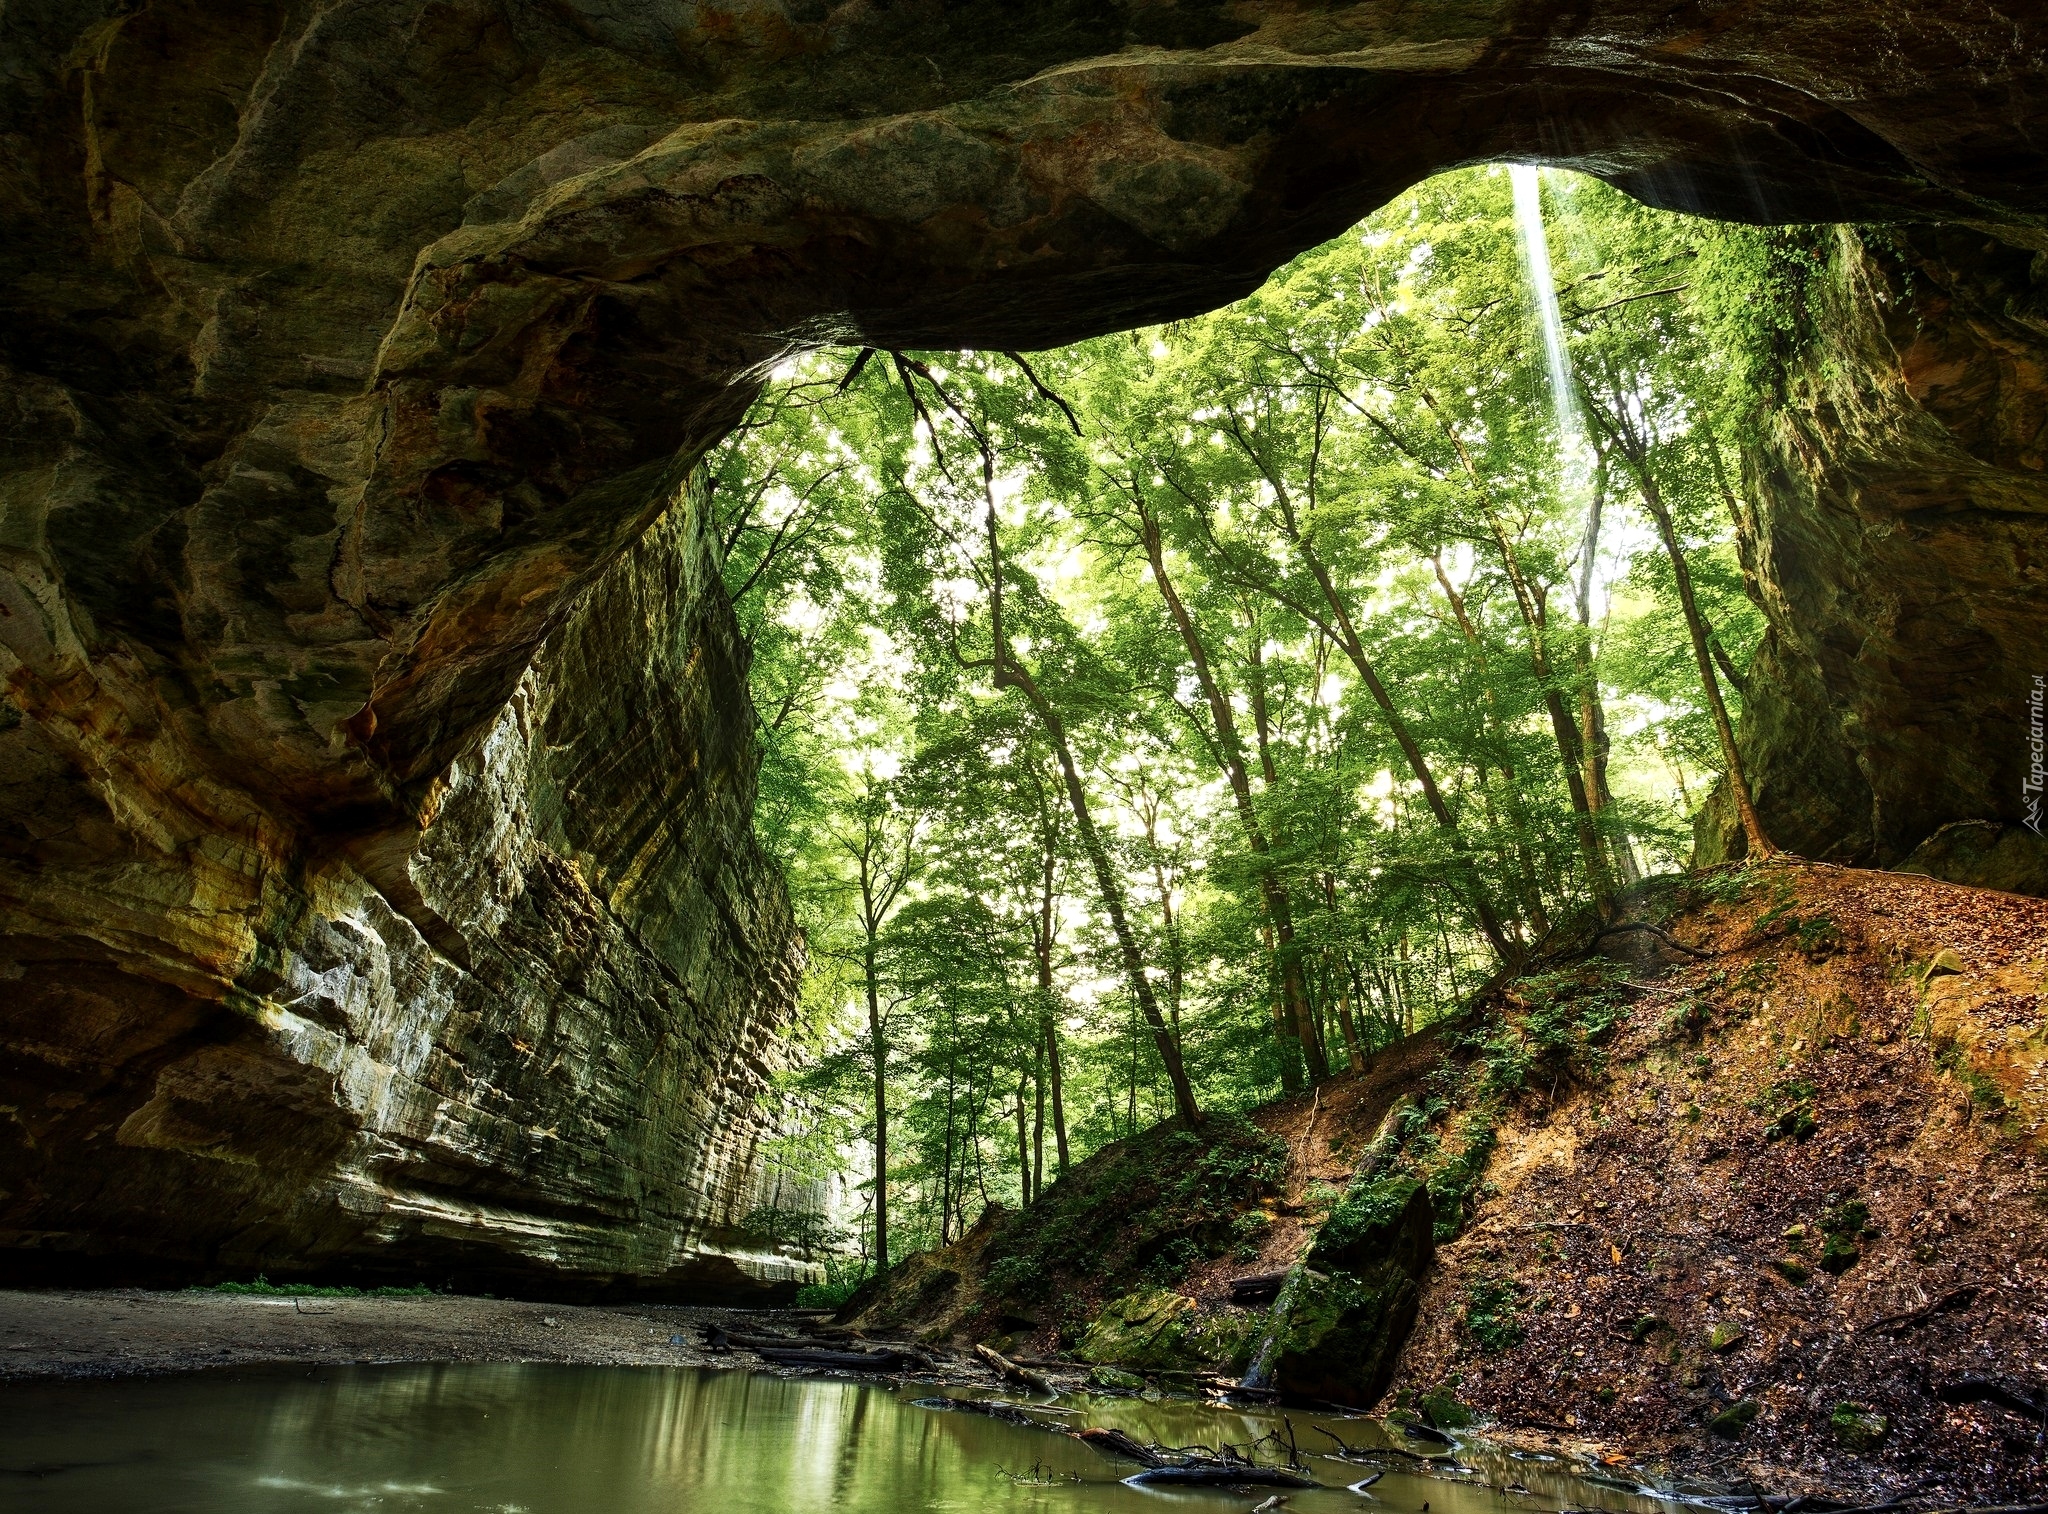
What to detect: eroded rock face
<box><xmin>2</xmin><ymin>493</ymin><xmax>813</xmax><ymax>1295</ymax></box>
<box><xmin>1699</xmin><ymin>225</ymin><xmax>2048</xmax><ymax>881</ymax></box>
<box><xmin>2</xmin><ymin>2</ymin><xmax>2045</xmax><ymax>1280</ymax></box>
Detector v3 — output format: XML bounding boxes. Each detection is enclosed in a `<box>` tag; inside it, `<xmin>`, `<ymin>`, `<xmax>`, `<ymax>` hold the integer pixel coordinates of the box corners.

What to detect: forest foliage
<box><xmin>711</xmin><ymin>167</ymin><xmax>1806</xmax><ymax>1278</ymax></box>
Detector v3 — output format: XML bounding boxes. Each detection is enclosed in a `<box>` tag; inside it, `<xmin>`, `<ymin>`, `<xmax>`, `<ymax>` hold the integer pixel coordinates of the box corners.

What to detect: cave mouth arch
<box><xmin>339</xmin><ymin>17</ymin><xmax>2040</xmax><ymax>808</ymax></box>
<box><xmin>5</xmin><ymin>4</ymin><xmax>2042</xmax><ymax>825</ymax></box>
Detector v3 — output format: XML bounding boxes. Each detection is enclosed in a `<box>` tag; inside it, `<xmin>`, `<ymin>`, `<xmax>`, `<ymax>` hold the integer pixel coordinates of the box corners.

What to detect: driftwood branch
<box><xmin>975</xmin><ymin>1342</ymin><xmax>1052</xmax><ymax>1394</ymax></box>
<box><xmin>1074</xmin><ymin>1427</ymin><xmax>1165</xmax><ymax>1467</ymax></box>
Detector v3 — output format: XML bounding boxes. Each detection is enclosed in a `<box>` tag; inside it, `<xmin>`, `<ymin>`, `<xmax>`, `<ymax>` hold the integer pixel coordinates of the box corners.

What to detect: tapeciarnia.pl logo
<box><xmin>2027</xmin><ymin>673</ymin><xmax>2046</xmax><ymax>835</ymax></box>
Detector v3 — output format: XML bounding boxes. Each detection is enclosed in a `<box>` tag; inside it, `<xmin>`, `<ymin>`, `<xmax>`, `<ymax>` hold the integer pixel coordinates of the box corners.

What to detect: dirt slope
<box><xmin>1389</xmin><ymin>864</ymin><xmax>2046</xmax><ymax>1501</ymax></box>
<box><xmin>847</xmin><ymin>863</ymin><xmax>2047</xmax><ymax>1501</ymax></box>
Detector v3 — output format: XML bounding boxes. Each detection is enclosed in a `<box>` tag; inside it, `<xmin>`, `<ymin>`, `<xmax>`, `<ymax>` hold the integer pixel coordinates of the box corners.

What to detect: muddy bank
<box><xmin>0</xmin><ymin>1289</ymin><xmax>1064</xmax><ymax>1396</ymax></box>
<box><xmin>0</xmin><ymin>1289</ymin><xmax>747</xmax><ymax>1381</ymax></box>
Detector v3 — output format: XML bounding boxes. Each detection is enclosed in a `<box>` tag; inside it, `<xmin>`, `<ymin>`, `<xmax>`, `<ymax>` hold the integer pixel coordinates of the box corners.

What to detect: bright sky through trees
<box><xmin>719</xmin><ymin>166</ymin><xmax>1797</xmax><ymax>1280</ymax></box>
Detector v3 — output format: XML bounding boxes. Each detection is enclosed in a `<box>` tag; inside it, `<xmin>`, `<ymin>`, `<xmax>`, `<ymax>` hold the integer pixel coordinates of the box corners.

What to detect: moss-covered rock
<box><xmin>1265</xmin><ymin>1180</ymin><xmax>1436</xmax><ymax>1408</ymax></box>
<box><xmin>1707</xmin><ymin>1399</ymin><xmax>1761</xmax><ymax>1438</ymax></box>
<box><xmin>1831</xmin><ymin>1402</ymin><xmax>1889</xmax><ymax>1451</ymax></box>
<box><xmin>1075</xmin><ymin>1289</ymin><xmax>1199</xmax><ymax>1369</ymax></box>
<box><xmin>1707</xmin><ymin>1321</ymin><xmax>1747</xmax><ymax>1353</ymax></box>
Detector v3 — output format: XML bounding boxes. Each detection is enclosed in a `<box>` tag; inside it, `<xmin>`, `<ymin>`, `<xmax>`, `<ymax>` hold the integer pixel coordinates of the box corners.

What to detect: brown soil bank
<box><xmin>849</xmin><ymin>863</ymin><xmax>2048</xmax><ymax>1502</ymax></box>
<box><xmin>1394</xmin><ymin>864</ymin><xmax>2047</xmax><ymax>1501</ymax></box>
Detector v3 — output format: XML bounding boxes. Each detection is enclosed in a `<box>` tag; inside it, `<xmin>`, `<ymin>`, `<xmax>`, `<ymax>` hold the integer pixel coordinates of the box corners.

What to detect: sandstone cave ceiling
<box><xmin>4</xmin><ymin>0</ymin><xmax>2043</xmax><ymax>828</ymax></box>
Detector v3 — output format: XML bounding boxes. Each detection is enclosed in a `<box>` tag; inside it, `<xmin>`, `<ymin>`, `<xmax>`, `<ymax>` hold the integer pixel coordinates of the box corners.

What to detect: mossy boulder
<box><xmin>1831</xmin><ymin>1402</ymin><xmax>1889</xmax><ymax>1451</ymax></box>
<box><xmin>1706</xmin><ymin>1321</ymin><xmax>1747</xmax><ymax>1353</ymax></box>
<box><xmin>1707</xmin><ymin>1399</ymin><xmax>1761</xmax><ymax>1438</ymax></box>
<box><xmin>1075</xmin><ymin>1289</ymin><xmax>1200</xmax><ymax>1369</ymax></box>
<box><xmin>1265</xmin><ymin>1180</ymin><xmax>1436</xmax><ymax>1408</ymax></box>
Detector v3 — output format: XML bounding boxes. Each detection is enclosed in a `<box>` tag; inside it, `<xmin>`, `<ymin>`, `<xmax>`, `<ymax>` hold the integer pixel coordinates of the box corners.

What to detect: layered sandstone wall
<box><xmin>1700</xmin><ymin>224</ymin><xmax>2048</xmax><ymax>891</ymax></box>
<box><xmin>2</xmin><ymin>488</ymin><xmax>815</xmax><ymax>1296</ymax></box>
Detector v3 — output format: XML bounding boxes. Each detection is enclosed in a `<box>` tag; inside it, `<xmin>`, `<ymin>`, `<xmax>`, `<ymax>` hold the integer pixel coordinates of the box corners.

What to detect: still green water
<box><xmin>0</xmin><ymin>1364</ymin><xmax>1712</xmax><ymax>1513</ymax></box>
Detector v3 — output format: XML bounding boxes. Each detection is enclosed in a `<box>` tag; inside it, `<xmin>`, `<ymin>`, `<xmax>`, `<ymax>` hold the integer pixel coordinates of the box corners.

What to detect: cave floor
<box><xmin>0</xmin><ymin>1289</ymin><xmax>775</xmax><ymax>1380</ymax></box>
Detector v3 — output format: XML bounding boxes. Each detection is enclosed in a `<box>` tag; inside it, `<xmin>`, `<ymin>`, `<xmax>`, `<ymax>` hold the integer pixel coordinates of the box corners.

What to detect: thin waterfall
<box><xmin>1236</xmin><ymin>1263</ymin><xmax>1307</xmax><ymax>1390</ymax></box>
<box><xmin>1509</xmin><ymin>164</ymin><xmax>1587</xmax><ymax>484</ymax></box>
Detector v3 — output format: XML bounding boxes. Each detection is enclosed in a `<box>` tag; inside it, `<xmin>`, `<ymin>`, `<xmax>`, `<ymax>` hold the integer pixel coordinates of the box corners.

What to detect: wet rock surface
<box><xmin>1265</xmin><ymin>1180</ymin><xmax>1436</xmax><ymax>1409</ymax></box>
<box><xmin>1</xmin><ymin>496</ymin><xmax>812</xmax><ymax>1296</ymax></box>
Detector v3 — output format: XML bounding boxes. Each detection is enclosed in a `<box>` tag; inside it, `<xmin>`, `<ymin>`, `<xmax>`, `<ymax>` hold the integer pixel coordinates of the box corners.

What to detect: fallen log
<box><xmin>712</xmin><ymin>1326</ymin><xmax>855</xmax><ymax>1352</ymax></box>
<box><xmin>1387</xmin><ymin>1414</ymin><xmax>1455</xmax><ymax>1447</ymax></box>
<box><xmin>975</xmin><ymin>1343</ymin><xmax>1052</xmax><ymax>1394</ymax></box>
<box><xmin>711</xmin><ymin>1325</ymin><xmax>938</xmax><ymax>1369</ymax></box>
<box><xmin>753</xmin><ymin>1346</ymin><xmax>909</xmax><ymax>1372</ymax></box>
<box><xmin>1073</xmin><ymin>1427</ymin><xmax>1166</xmax><ymax>1468</ymax></box>
<box><xmin>1229</xmin><ymin>1270</ymin><xmax>1289</xmax><ymax>1303</ymax></box>
<box><xmin>1126</xmin><ymin>1465</ymin><xmax>1318</xmax><ymax>1490</ymax></box>
<box><xmin>911</xmin><ymin>1396</ymin><xmax>1045</xmax><ymax>1427</ymax></box>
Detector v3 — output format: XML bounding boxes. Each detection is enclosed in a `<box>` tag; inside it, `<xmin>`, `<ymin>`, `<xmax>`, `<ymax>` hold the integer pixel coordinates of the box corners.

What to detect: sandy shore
<box><xmin>0</xmin><ymin>1288</ymin><xmax>769</xmax><ymax>1380</ymax></box>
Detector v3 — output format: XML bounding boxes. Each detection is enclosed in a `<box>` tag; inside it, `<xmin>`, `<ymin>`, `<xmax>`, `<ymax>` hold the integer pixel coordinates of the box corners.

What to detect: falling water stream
<box><xmin>1509</xmin><ymin>163</ymin><xmax>1586</xmax><ymax>474</ymax></box>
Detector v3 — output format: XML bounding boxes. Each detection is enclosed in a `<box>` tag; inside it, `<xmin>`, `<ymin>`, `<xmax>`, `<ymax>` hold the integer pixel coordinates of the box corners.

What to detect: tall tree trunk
<box><xmin>1260</xmin><ymin>923</ymin><xmax>1303</xmax><ymax>1093</ymax></box>
<box><xmin>1333</xmin><ymin>980</ymin><xmax>1365</xmax><ymax>1071</ymax></box>
<box><xmin>1032</xmin><ymin>798</ymin><xmax>1071</xmax><ymax>1176</ymax></box>
<box><xmin>1632</xmin><ymin>466</ymin><xmax>1777</xmax><ymax>858</ymax></box>
<box><xmin>938</xmin><ymin>1047</ymin><xmax>957</xmax><ymax>1247</ymax></box>
<box><xmin>1491</xmin><ymin>534</ymin><xmax>1619</xmax><ymax>916</ymax></box>
<box><xmin>1416</xmin><ymin>392</ymin><xmax>1616</xmax><ymax>917</ymax></box>
<box><xmin>1149</xmin><ymin>846</ymin><xmax>1186</xmax><ymax>1036</ymax></box>
<box><xmin>1013</xmin><ymin>1073</ymin><xmax>1032</xmax><ymax>1207</ymax></box>
<box><xmin>1429</xmin><ymin>554</ymin><xmax>1552</xmax><ymax>938</ymax></box>
<box><xmin>1136</xmin><ymin>499</ymin><xmax>1322</xmax><ymax>1080</ymax></box>
<box><xmin>1044</xmin><ymin>1020</ymin><xmax>1070</xmax><ymax>1176</ymax></box>
<box><xmin>1588</xmin><ymin>396</ymin><xmax>1776</xmax><ymax>859</ymax></box>
<box><xmin>865</xmin><ymin>944</ymin><xmax>888</xmax><ymax>1269</ymax></box>
<box><xmin>985</xmin><ymin>484</ymin><xmax>1201</xmax><ymax>1127</ymax></box>
<box><xmin>1571</xmin><ymin>455</ymin><xmax>1641</xmax><ymax>885</ymax></box>
<box><xmin>999</xmin><ymin>660</ymin><xmax>1199</xmax><ymax>1127</ymax></box>
<box><xmin>1319</xmin><ymin>876</ymin><xmax>1366</xmax><ymax>1072</ymax></box>
<box><xmin>1031</xmin><ymin>1041</ymin><xmax>1045</xmax><ymax>1197</ymax></box>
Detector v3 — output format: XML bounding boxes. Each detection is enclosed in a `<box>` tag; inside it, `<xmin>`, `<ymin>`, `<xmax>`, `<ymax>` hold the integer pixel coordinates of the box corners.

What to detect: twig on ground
<box><xmin>1595</xmin><ymin>921</ymin><xmax>1713</xmax><ymax>958</ymax></box>
<box><xmin>1867</xmin><ymin>1286</ymin><xmax>1977</xmax><ymax>1336</ymax></box>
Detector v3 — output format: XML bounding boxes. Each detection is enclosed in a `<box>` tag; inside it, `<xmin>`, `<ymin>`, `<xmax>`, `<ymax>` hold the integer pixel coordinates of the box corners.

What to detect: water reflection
<box><xmin>0</xmin><ymin>1364</ymin><xmax>1710</xmax><ymax>1514</ymax></box>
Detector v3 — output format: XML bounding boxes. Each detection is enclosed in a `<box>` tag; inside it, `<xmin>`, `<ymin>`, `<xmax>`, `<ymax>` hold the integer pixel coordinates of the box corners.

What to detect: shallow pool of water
<box><xmin>0</xmin><ymin>1364</ymin><xmax>1712</xmax><ymax>1513</ymax></box>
